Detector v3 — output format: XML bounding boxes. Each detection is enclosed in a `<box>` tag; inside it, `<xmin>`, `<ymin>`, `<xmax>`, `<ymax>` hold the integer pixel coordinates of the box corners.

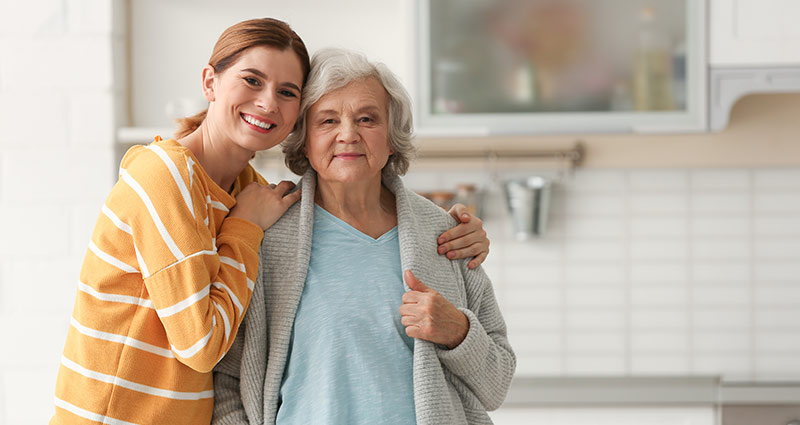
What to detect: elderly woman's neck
<box><xmin>315</xmin><ymin>177</ymin><xmax>397</xmax><ymax>239</ymax></box>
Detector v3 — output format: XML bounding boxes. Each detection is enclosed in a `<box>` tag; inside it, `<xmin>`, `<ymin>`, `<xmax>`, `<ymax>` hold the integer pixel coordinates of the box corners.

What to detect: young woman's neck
<box><xmin>178</xmin><ymin>121</ymin><xmax>253</xmax><ymax>193</ymax></box>
<box><xmin>315</xmin><ymin>175</ymin><xmax>397</xmax><ymax>238</ymax></box>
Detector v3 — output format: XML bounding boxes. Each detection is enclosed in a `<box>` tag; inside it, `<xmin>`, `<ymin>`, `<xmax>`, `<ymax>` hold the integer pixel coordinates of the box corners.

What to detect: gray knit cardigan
<box><xmin>211</xmin><ymin>169</ymin><xmax>516</xmax><ymax>425</ymax></box>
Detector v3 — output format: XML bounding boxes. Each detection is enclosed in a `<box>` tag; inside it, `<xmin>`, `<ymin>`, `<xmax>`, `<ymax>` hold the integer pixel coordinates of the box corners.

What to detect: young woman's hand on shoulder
<box><xmin>229</xmin><ymin>180</ymin><xmax>301</xmax><ymax>230</ymax></box>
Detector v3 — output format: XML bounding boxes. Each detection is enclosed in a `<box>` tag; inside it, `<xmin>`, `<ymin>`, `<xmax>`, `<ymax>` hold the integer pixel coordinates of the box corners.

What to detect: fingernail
<box><xmin>447</xmin><ymin>252</ymin><xmax>455</xmax><ymax>258</ymax></box>
<box><xmin>438</xmin><ymin>246</ymin><xmax>446</xmax><ymax>254</ymax></box>
<box><xmin>462</xmin><ymin>214</ymin><xmax>469</xmax><ymax>219</ymax></box>
<box><xmin>438</xmin><ymin>237</ymin><xmax>446</xmax><ymax>244</ymax></box>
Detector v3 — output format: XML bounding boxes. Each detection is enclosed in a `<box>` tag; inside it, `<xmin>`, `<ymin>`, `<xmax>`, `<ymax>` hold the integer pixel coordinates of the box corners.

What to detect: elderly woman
<box><xmin>212</xmin><ymin>48</ymin><xmax>515</xmax><ymax>425</ymax></box>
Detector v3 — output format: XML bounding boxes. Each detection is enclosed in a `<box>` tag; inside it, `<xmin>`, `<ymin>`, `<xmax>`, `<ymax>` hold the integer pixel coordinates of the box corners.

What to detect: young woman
<box><xmin>51</xmin><ymin>17</ymin><xmax>490</xmax><ymax>425</ymax></box>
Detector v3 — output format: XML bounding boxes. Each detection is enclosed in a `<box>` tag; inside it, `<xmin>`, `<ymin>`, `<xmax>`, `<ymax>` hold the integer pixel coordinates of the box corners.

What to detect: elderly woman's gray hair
<box><xmin>282</xmin><ymin>47</ymin><xmax>416</xmax><ymax>176</ymax></box>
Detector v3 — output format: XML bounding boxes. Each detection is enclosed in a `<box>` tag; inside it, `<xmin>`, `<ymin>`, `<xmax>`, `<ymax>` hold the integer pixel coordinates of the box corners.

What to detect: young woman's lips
<box><xmin>241</xmin><ymin>113</ymin><xmax>276</xmax><ymax>134</ymax></box>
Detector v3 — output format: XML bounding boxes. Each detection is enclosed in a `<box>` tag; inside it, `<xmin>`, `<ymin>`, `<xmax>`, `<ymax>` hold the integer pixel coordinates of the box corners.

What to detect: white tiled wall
<box><xmin>0</xmin><ymin>1</ymin><xmax>124</xmax><ymax>423</ymax></box>
<box><xmin>400</xmin><ymin>166</ymin><xmax>800</xmax><ymax>381</ymax></box>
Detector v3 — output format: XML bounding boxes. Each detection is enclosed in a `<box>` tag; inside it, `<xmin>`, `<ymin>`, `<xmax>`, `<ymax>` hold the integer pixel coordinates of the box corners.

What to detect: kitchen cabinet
<box><xmin>707</xmin><ymin>0</ymin><xmax>800</xmax><ymax>130</ymax></box>
<box><xmin>415</xmin><ymin>0</ymin><xmax>708</xmax><ymax>135</ymax></box>
<box><xmin>709</xmin><ymin>0</ymin><xmax>800</xmax><ymax>66</ymax></box>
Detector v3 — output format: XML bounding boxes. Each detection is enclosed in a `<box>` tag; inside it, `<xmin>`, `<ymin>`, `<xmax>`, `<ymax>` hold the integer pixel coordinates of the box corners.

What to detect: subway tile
<box><xmin>564</xmin><ymin>287</ymin><xmax>626</xmax><ymax>307</ymax></box>
<box><xmin>504</xmin><ymin>263</ymin><xmax>561</xmax><ymax>287</ymax></box>
<box><xmin>503</xmin><ymin>240</ymin><xmax>562</xmax><ymax>263</ymax></box>
<box><xmin>515</xmin><ymin>354</ymin><xmax>562</xmax><ymax>376</ymax></box>
<box><xmin>0</xmin><ymin>0</ymin><xmax>65</xmax><ymax>35</ymax></box>
<box><xmin>563</xmin><ymin>193</ymin><xmax>627</xmax><ymax>216</ymax></box>
<box><xmin>505</xmin><ymin>309</ymin><xmax>562</xmax><ymax>330</ymax></box>
<box><xmin>3</xmin><ymin>259</ymin><xmax>78</xmax><ymax>317</ymax></box>
<box><xmin>691</xmin><ymin>238</ymin><xmax>750</xmax><ymax>260</ymax></box>
<box><xmin>753</xmin><ymin>215</ymin><xmax>800</xmax><ymax>236</ymax></box>
<box><xmin>0</xmin><ymin>37</ymin><xmax>113</xmax><ymax>89</ymax></box>
<box><xmin>66</xmin><ymin>0</ymin><xmax>114</xmax><ymax>34</ymax></box>
<box><xmin>630</xmin><ymin>355</ymin><xmax>690</xmax><ymax>375</ymax></box>
<box><xmin>0</xmin><ymin>316</ymin><xmax>68</xmax><ymax>367</ymax></box>
<box><xmin>691</xmin><ymin>216</ymin><xmax>750</xmax><ymax>237</ymax></box>
<box><xmin>691</xmin><ymin>262</ymin><xmax>751</xmax><ymax>283</ymax></box>
<box><xmin>631</xmin><ymin>331</ymin><xmax>688</xmax><ymax>351</ymax></box>
<box><xmin>756</xmin><ymin>332</ymin><xmax>800</xmax><ymax>352</ymax></box>
<box><xmin>630</xmin><ymin>308</ymin><xmax>689</xmax><ymax>327</ymax></box>
<box><xmin>629</xmin><ymin>193</ymin><xmax>688</xmax><ymax>215</ymax></box>
<box><xmin>0</xmin><ymin>93</ymin><xmax>68</xmax><ymax>147</ymax></box>
<box><xmin>692</xmin><ymin>308</ymin><xmax>752</xmax><ymax>329</ymax></box>
<box><xmin>2</xmin><ymin>149</ymin><xmax>114</xmax><ymax>203</ymax></box>
<box><xmin>693</xmin><ymin>355</ymin><xmax>752</xmax><ymax>379</ymax></box>
<box><xmin>693</xmin><ymin>331</ymin><xmax>751</xmax><ymax>352</ymax></box>
<box><xmin>563</xmin><ymin>264</ymin><xmax>625</xmax><ymax>285</ymax></box>
<box><xmin>561</xmin><ymin>170</ymin><xmax>626</xmax><ymax>193</ymax></box>
<box><xmin>628</xmin><ymin>170</ymin><xmax>688</xmax><ymax>191</ymax></box>
<box><xmin>756</xmin><ymin>284</ymin><xmax>800</xmax><ymax>307</ymax></box>
<box><xmin>754</xmin><ymin>169</ymin><xmax>800</xmax><ymax>189</ymax></box>
<box><xmin>566</xmin><ymin>332</ymin><xmax>626</xmax><ymax>352</ymax></box>
<box><xmin>564</xmin><ymin>217</ymin><xmax>626</xmax><ymax>238</ymax></box>
<box><xmin>68</xmin><ymin>92</ymin><xmax>115</xmax><ymax>147</ymax></box>
<box><xmin>629</xmin><ymin>239</ymin><xmax>688</xmax><ymax>261</ymax></box>
<box><xmin>0</xmin><ymin>207</ymin><xmax>70</xmax><ymax>259</ymax></box>
<box><xmin>754</xmin><ymin>238</ymin><xmax>800</xmax><ymax>259</ymax></box>
<box><xmin>755</xmin><ymin>308</ymin><xmax>800</xmax><ymax>330</ymax></box>
<box><xmin>754</xmin><ymin>191</ymin><xmax>800</xmax><ymax>213</ymax></box>
<box><xmin>503</xmin><ymin>287</ymin><xmax>561</xmax><ymax>308</ymax></box>
<box><xmin>564</xmin><ymin>240</ymin><xmax>625</xmax><ymax>261</ymax></box>
<box><xmin>565</xmin><ymin>354</ymin><xmax>626</xmax><ymax>375</ymax></box>
<box><xmin>630</xmin><ymin>263</ymin><xmax>687</xmax><ymax>284</ymax></box>
<box><xmin>565</xmin><ymin>310</ymin><xmax>626</xmax><ymax>330</ymax></box>
<box><xmin>691</xmin><ymin>192</ymin><xmax>751</xmax><ymax>214</ymax></box>
<box><xmin>690</xmin><ymin>169</ymin><xmax>751</xmax><ymax>191</ymax></box>
<box><xmin>4</xmin><ymin>367</ymin><xmax>62</xmax><ymax>424</ymax></box>
<box><xmin>507</xmin><ymin>330</ymin><xmax>562</xmax><ymax>354</ymax></box>
<box><xmin>754</xmin><ymin>261</ymin><xmax>800</xmax><ymax>282</ymax></box>
<box><xmin>755</xmin><ymin>356</ymin><xmax>800</xmax><ymax>381</ymax></box>
<box><xmin>693</xmin><ymin>284</ymin><xmax>751</xmax><ymax>307</ymax></box>
<box><xmin>629</xmin><ymin>216</ymin><xmax>688</xmax><ymax>238</ymax></box>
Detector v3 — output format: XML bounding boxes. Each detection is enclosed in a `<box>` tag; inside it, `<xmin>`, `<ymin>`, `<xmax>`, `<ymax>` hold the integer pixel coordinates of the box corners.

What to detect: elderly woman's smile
<box><xmin>305</xmin><ymin>77</ymin><xmax>394</xmax><ymax>185</ymax></box>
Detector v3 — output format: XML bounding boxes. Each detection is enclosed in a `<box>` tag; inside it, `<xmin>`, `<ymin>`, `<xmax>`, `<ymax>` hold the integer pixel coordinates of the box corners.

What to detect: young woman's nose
<box><xmin>255</xmin><ymin>90</ymin><xmax>279</xmax><ymax>114</ymax></box>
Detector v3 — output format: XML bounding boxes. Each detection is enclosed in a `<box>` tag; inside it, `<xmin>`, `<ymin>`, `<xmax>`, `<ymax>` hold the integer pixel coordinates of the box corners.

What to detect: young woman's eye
<box><xmin>279</xmin><ymin>89</ymin><xmax>297</xmax><ymax>98</ymax></box>
<box><xmin>244</xmin><ymin>77</ymin><xmax>260</xmax><ymax>86</ymax></box>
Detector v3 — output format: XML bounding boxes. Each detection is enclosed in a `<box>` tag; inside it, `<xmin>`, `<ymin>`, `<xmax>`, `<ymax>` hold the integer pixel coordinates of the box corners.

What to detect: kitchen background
<box><xmin>1</xmin><ymin>0</ymin><xmax>799</xmax><ymax>424</ymax></box>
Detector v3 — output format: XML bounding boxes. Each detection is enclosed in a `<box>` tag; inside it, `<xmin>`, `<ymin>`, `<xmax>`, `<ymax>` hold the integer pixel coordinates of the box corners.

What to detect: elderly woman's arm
<box><xmin>400</xmin><ymin>267</ymin><xmax>516</xmax><ymax>410</ymax></box>
<box><xmin>211</xmin><ymin>326</ymin><xmax>249</xmax><ymax>425</ymax></box>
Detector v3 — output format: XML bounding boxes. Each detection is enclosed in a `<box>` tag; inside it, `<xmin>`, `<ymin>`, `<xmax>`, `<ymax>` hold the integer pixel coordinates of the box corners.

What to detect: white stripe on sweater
<box><xmin>60</xmin><ymin>356</ymin><xmax>214</xmax><ymax>400</ymax></box>
<box><xmin>212</xmin><ymin>281</ymin><xmax>244</xmax><ymax>317</ymax></box>
<box><xmin>207</xmin><ymin>195</ymin><xmax>229</xmax><ymax>212</ymax></box>
<box><xmin>70</xmin><ymin>317</ymin><xmax>174</xmax><ymax>358</ymax></box>
<box><xmin>101</xmin><ymin>204</ymin><xmax>131</xmax><ymax>234</ymax></box>
<box><xmin>78</xmin><ymin>281</ymin><xmax>154</xmax><ymax>309</ymax></box>
<box><xmin>120</xmin><ymin>168</ymin><xmax>184</xmax><ymax>260</ymax></box>
<box><xmin>155</xmin><ymin>284</ymin><xmax>210</xmax><ymax>318</ymax></box>
<box><xmin>88</xmin><ymin>241</ymin><xmax>138</xmax><ymax>274</ymax></box>
<box><xmin>146</xmin><ymin>144</ymin><xmax>195</xmax><ymax>219</ymax></box>
<box><xmin>214</xmin><ymin>301</ymin><xmax>231</xmax><ymax>342</ymax></box>
<box><xmin>54</xmin><ymin>397</ymin><xmax>138</xmax><ymax>425</ymax></box>
<box><xmin>133</xmin><ymin>242</ymin><xmax>150</xmax><ymax>278</ymax></box>
<box><xmin>171</xmin><ymin>319</ymin><xmax>215</xmax><ymax>359</ymax></box>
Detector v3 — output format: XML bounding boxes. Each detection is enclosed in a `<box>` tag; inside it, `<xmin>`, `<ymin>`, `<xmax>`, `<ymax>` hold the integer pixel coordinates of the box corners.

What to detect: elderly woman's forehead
<box><xmin>313</xmin><ymin>78</ymin><xmax>388</xmax><ymax>107</ymax></box>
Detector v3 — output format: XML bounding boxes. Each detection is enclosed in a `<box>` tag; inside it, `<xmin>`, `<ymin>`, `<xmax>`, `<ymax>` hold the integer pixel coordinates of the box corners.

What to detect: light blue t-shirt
<box><xmin>276</xmin><ymin>205</ymin><xmax>416</xmax><ymax>425</ymax></box>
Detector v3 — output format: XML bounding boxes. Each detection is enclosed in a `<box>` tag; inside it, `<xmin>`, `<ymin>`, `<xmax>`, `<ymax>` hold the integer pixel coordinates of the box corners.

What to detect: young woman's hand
<box><xmin>438</xmin><ymin>203</ymin><xmax>490</xmax><ymax>269</ymax></box>
<box><xmin>229</xmin><ymin>181</ymin><xmax>301</xmax><ymax>230</ymax></box>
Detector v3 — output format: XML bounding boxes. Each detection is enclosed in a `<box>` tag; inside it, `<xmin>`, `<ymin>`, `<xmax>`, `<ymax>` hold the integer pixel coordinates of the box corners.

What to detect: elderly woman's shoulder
<box><xmin>402</xmin><ymin>187</ymin><xmax>459</xmax><ymax>228</ymax></box>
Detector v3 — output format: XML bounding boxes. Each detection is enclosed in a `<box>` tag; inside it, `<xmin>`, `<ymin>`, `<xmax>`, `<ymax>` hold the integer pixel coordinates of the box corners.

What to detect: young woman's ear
<box><xmin>201</xmin><ymin>65</ymin><xmax>217</xmax><ymax>102</ymax></box>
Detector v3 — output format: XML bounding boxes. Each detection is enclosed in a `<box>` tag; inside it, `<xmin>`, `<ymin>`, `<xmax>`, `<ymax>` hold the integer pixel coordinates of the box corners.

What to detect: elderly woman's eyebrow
<box><xmin>240</xmin><ymin>67</ymin><xmax>301</xmax><ymax>92</ymax></box>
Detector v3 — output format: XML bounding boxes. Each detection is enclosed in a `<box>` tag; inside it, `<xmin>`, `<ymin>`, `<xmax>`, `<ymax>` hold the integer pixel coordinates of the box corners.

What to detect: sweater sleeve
<box><xmin>115</xmin><ymin>144</ymin><xmax>264</xmax><ymax>372</ymax></box>
<box><xmin>434</xmin><ymin>263</ymin><xmax>516</xmax><ymax>411</ymax></box>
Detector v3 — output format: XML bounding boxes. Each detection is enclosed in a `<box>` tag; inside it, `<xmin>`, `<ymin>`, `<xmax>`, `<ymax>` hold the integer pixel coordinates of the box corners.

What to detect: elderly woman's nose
<box><xmin>336</xmin><ymin>121</ymin><xmax>359</xmax><ymax>143</ymax></box>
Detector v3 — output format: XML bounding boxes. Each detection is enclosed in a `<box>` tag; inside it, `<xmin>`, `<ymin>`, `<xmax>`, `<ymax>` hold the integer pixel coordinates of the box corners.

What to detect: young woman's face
<box><xmin>304</xmin><ymin>77</ymin><xmax>393</xmax><ymax>186</ymax></box>
<box><xmin>204</xmin><ymin>45</ymin><xmax>304</xmax><ymax>154</ymax></box>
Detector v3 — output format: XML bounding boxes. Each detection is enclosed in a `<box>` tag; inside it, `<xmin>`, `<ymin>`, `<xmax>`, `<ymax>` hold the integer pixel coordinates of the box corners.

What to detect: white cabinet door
<box><xmin>710</xmin><ymin>0</ymin><xmax>800</xmax><ymax>66</ymax></box>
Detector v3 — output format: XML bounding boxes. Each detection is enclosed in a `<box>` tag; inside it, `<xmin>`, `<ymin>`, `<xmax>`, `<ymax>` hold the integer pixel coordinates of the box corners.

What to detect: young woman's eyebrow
<box><xmin>240</xmin><ymin>68</ymin><xmax>301</xmax><ymax>92</ymax></box>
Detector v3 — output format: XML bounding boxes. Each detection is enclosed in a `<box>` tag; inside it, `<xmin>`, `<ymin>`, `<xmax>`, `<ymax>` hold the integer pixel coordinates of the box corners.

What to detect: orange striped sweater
<box><xmin>52</xmin><ymin>138</ymin><xmax>267</xmax><ymax>425</ymax></box>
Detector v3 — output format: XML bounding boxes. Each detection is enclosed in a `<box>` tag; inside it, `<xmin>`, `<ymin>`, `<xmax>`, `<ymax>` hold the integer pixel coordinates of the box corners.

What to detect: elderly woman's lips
<box><xmin>334</xmin><ymin>153</ymin><xmax>364</xmax><ymax>159</ymax></box>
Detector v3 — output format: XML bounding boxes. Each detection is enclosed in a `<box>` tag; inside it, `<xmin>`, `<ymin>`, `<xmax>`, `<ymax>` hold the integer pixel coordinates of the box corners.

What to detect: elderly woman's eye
<box><xmin>359</xmin><ymin>116</ymin><xmax>373</xmax><ymax>123</ymax></box>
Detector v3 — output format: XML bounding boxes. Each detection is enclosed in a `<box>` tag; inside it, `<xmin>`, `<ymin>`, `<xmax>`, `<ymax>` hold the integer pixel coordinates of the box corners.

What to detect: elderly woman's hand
<box><xmin>399</xmin><ymin>270</ymin><xmax>469</xmax><ymax>349</ymax></box>
<box><xmin>438</xmin><ymin>203</ymin><xmax>490</xmax><ymax>269</ymax></box>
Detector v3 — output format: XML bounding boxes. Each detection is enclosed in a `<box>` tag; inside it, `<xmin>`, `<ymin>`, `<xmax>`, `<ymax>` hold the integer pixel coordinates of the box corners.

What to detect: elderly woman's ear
<box><xmin>437</xmin><ymin>204</ymin><xmax>490</xmax><ymax>269</ymax></box>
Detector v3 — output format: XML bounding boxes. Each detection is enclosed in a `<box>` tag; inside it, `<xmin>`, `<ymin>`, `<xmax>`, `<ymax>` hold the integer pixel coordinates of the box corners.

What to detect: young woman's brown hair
<box><xmin>176</xmin><ymin>17</ymin><xmax>311</xmax><ymax>138</ymax></box>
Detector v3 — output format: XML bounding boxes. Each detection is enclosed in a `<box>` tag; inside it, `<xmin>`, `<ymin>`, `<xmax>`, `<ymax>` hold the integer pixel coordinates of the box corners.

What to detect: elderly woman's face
<box><xmin>304</xmin><ymin>77</ymin><xmax>393</xmax><ymax>185</ymax></box>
